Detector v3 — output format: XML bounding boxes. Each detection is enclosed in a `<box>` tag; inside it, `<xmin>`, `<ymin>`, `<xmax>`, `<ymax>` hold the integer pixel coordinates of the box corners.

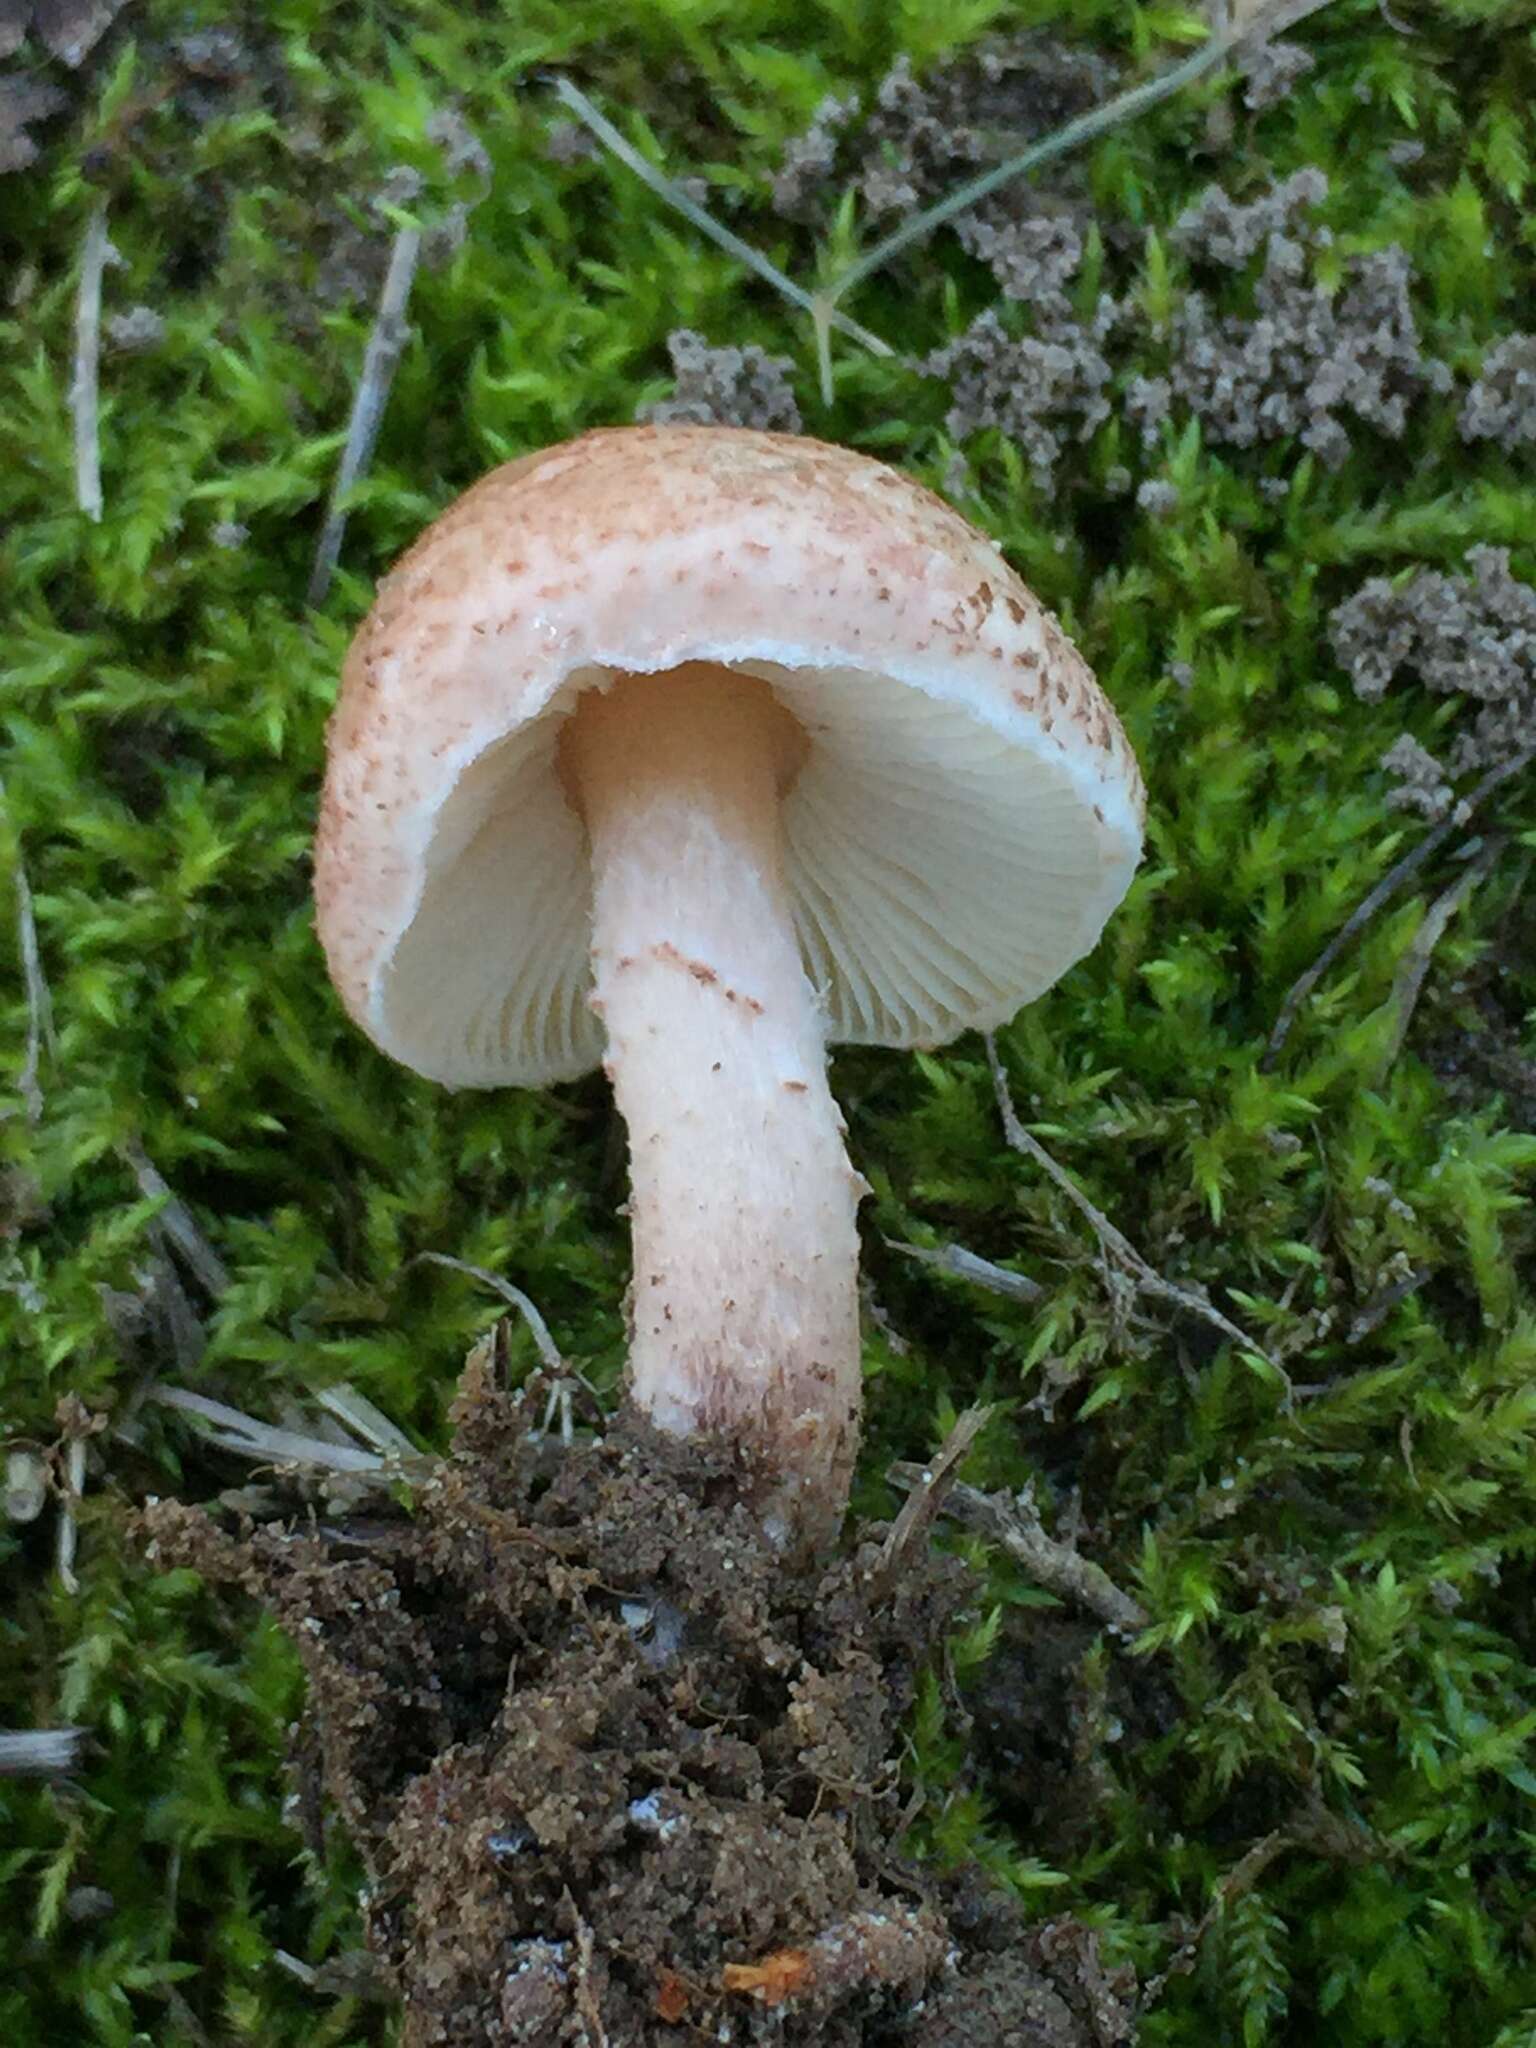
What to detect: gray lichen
<box><xmin>1329</xmin><ymin>546</ymin><xmax>1536</xmax><ymax>801</ymax></box>
<box><xmin>1172</xmin><ymin>168</ymin><xmax>1329</xmax><ymax>270</ymax></box>
<box><xmin>1240</xmin><ymin>38</ymin><xmax>1317</xmax><ymax>114</ymax></box>
<box><xmin>1460</xmin><ymin>334</ymin><xmax>1536</xmax><ymax>448</ymax></box>
<box><xmin>769</xmin><ymin>33</ymin><xmax>1114</xmax><ymax>229</ymax></box>
<box><xmin>640</xmin><ymin>328</ymin><xmax>803</xmax><ymax>433</ymax></box>
<box><xmin>924</xmin><ymin>296</ymin><xmax>1116</xmax><ymax>490</ymax></box>
<box><xmin>1135</xmin><ymin>478</ymin><xmax>1179</xmax><ymax>519</ymax></box>
<box><xmin>769</xmin><ymin>92</ymin><xmax>858</xmax><ymax>220</ymax></box>
<box><xmin>106</xmin><ymin>305</ymin><xmax>167</xmax><ymax>353</ymax></box>
<box><xmin>1165</xmin><ymin>174</ymin><xmax>1440</xmax><ymax>466</ymax></box>
<box><xmin>1378</xmin><ymin>735</ymin><xmax>1456</xmax><ymax>822</ymax></box>
<box><xmin>0</xmin><ymin>74</ymin><xmax>67</xmax><ymax>173</ymax></box>
<box><xmin>953</xmin><ymin>210</ymin><xmax>1085</xmax><ymax>310</ymax></box>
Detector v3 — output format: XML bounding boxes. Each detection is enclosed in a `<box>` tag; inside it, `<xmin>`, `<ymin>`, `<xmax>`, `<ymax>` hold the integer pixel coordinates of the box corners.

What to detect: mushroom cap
<box><xmin>315</xmin><ymin>425</ymin><xmax>1145</xmax><ymax>1088</ymax></box>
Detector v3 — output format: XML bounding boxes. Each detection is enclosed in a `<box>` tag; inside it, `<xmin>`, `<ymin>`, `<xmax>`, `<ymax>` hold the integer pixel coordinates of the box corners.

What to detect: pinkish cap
<box><xmin>314</xmin><ymin>425</ymin><xmax>1144</xmax><ymax>1087</ymax></box>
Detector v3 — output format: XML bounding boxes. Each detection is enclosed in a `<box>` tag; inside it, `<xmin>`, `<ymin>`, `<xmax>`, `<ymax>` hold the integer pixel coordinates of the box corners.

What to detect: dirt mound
<box><xmin>141</xmin><ymin>1354</ymin><xmax>1136</xmax><ymax>2045</ymax></box>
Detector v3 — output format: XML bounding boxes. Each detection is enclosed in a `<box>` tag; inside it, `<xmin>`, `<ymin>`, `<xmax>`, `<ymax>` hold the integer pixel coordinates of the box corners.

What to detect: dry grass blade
<box><xmin>308</xmin><ymin>221</ymin><xmax>422</xmax><ymax>606</ymax></box>
<box><xmin>1374</xmin><ymin>838</ymin><xmax>1504</xmax><ymax>1078</ymax></box>
<box><xmin>1263</xmin><ymin>742</ymin><xmax>1534</xmax><ymax>1068</ymax></box>
<box><xmin>70</xmin><ymin>201</ymin><xmax>110</xmax><ymax>521</ymax></box>
<box><xmin>551</xmin><ymin>75</ymin><xmax>893</xmax><ymax>394</ymax></box>
<box><xmin>314</xmin><ymin>1382</ymin><xmax>418</xmax><ymax>1458</ymax></box>
<box><xmin>55</xmin><ymin>1434</ymin><xmax>86</xmax><ymax>1595</ymax></box>
<box><xmin>410</xmin><ymin>1251</ymin><xmax>566</xmax><ymax>1374</ymax></box>
<box><xmin>120</xmin><ymin>1139</ymin><xmax>231</xmax><ymax>1297</ymax></box>
<box><xmin>3</xmin><ymin>779</ymin><xmax>55</xmax><ymax>1125</ymax></box>
<box><xmin>146</xmin><ymin>1385</ymin><xmax>396</xmax><ymax>1474</ymax></box>
<box><xmin>885</xmin><ymin>1236</ymin><xmax>1044</xmax><ymax>1305</ymax></box>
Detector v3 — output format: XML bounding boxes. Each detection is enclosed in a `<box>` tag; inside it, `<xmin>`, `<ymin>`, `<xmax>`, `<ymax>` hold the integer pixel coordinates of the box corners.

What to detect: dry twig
<box><xmin>274</xmin><ymin>1948</ymin><xmax>390</xmax><ymax>2000</ymax></box>
<box><xmin>1263</xmin><ymin>743</ymin><xmax>1534</xmax><ymax>1068</ymax></box>
<box><xmin>984</xmin><ymin>1036</ymin><xmax>1275</xmax><ymax>1381</ymax></box>
<box><xmin>1139</xmin><ymin>1795</ymin><xmax>1374</xmax><ymax>2011</ymax></box>
<box><xmin>887</xmin><ymin>1465</ymin><xmax>1147</xmax><ymax>1633</ymax></box>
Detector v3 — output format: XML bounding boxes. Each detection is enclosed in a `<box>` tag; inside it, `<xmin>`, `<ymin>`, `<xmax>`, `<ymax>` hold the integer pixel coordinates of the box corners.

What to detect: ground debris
<box><xmin>887</xmin><ymin>1466</ymin><xmax>1147</xmax><ymax>1635</ymax></box>
<box><xmin>136</xmin><ymin>1350</ymin><xmax>1136</xmax><ymax>2046</ymax></box>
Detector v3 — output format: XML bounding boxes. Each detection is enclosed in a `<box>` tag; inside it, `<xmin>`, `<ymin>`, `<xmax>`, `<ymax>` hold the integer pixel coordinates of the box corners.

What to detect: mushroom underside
<box><xmin>378</xmin><ymin>654</ymin><xmax>1135</xmax><ymax>1090</ymax></box>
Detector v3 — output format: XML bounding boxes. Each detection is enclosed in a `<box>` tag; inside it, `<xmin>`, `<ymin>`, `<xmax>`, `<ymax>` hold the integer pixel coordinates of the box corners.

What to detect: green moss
<box><xmin>2</xmin><ymin>1</ymin><xmax>1534</xmax><ymax>2041</ymax></box>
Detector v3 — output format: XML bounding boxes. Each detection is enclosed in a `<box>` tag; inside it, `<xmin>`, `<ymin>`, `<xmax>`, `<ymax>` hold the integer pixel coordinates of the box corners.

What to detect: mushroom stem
<box><xmin>563</xmin><ymin>665</ymin><xmax>863</xmax><ymax>1546</ymax></box>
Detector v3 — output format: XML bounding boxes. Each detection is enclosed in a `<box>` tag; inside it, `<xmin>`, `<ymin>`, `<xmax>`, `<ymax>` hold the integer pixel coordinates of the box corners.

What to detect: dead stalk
<box><xmin>888</xmin><ymin>1464</ymin><xmax>1148</xmax><ymax>1633</ymax></box>
<box><xmin>56</xmin><ymin>1434</ymin><xmax>86</xmax><ymax>1594</ymax></box>
<box><xmin>4</xmin><ymin>782</ymin><xmax>55</xmax><ymax>1125</ymax></box>
<box><xmin>70</xmin><ymin>202</ymin><xmax>111</xmax><ymax>521</ymax></box>
<box><xmin>0</xmin><ymin>1728</ymin><xmax>88</xmax><ymax>1777</ymax></box>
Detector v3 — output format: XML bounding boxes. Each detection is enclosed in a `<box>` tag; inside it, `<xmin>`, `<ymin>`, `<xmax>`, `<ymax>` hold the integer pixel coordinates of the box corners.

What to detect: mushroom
<box><xmin>314</xmin><ymin>426</ymin><xmax>1144</xmax><ymax>1547</ymax></box>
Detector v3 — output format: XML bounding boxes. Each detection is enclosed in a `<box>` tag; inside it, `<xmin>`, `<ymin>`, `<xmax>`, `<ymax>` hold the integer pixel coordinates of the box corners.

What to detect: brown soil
<box><xmin>140</xmin><ymin>1352</ymin><xmax>1137</xmax><ymax>2046</ymax></box>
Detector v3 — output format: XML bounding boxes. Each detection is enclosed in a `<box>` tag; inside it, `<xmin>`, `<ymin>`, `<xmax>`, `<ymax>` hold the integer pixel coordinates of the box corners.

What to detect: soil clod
<box><xmin>140</xmin><ymin>1352</ymin><xmax>1136</xmax><ymax>2044</ymax></box>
